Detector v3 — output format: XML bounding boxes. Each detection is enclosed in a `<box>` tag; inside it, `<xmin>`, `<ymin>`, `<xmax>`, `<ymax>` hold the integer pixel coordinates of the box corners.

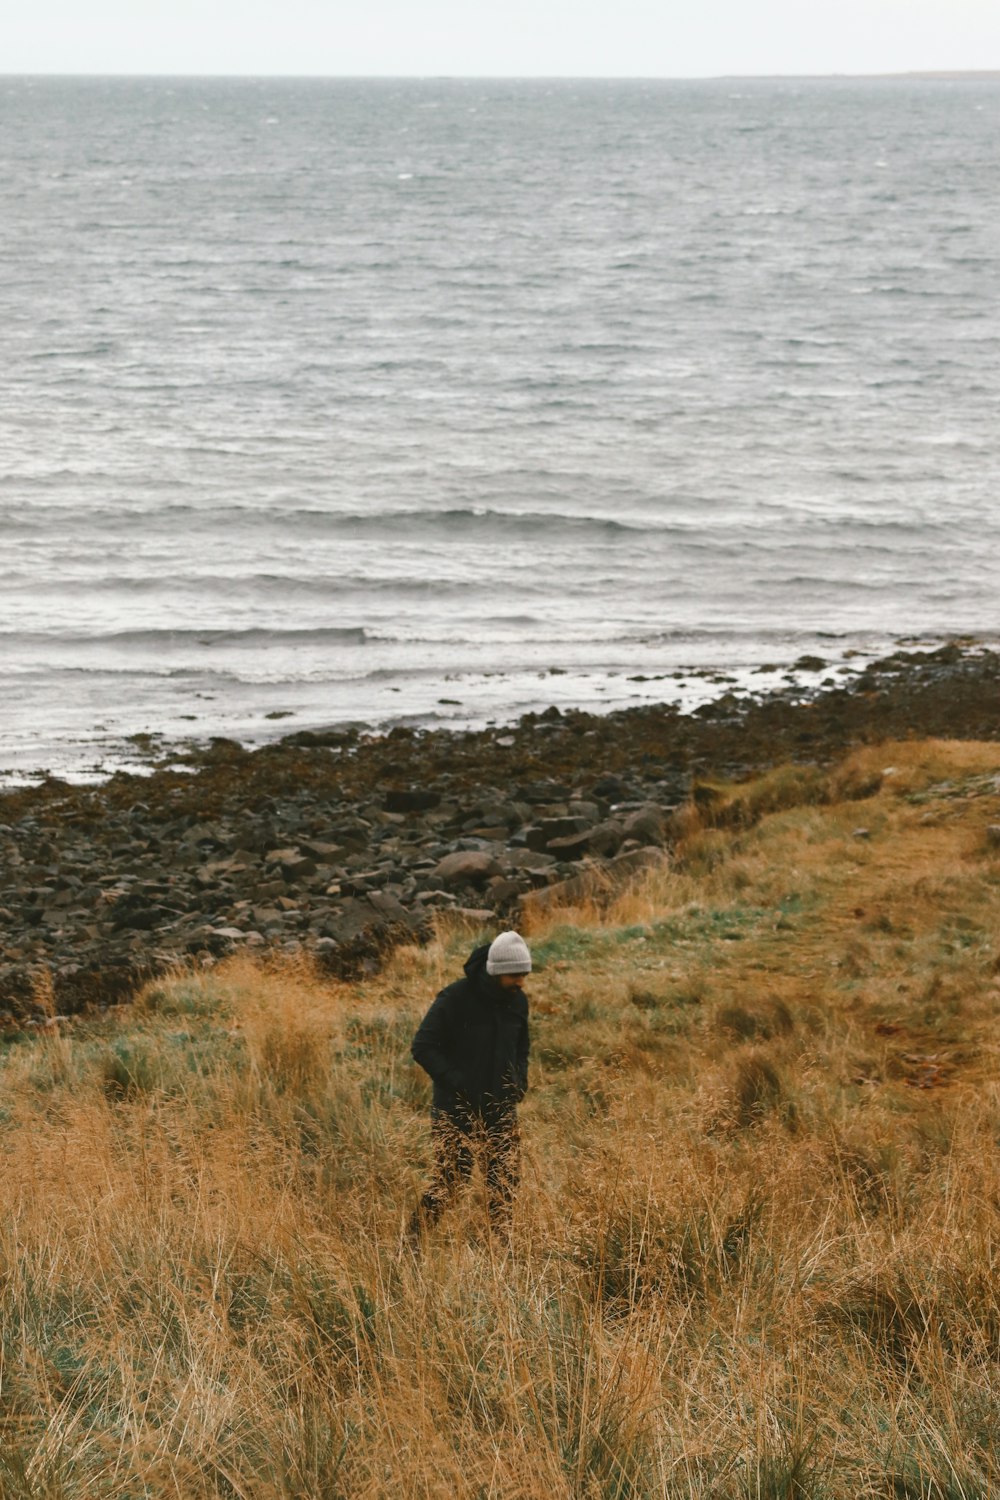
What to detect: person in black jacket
<box><xmin>409</xmin><ymin>931</ymin><xmax>531</xmax><ymax>1237</ymax></box>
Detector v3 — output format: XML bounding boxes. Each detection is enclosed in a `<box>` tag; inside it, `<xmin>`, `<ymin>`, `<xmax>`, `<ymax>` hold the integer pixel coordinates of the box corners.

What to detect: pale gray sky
<box><xmin>4</xmin><ymin>0</ymin><xmax>1000</xmax><ymax>78</ymax></box>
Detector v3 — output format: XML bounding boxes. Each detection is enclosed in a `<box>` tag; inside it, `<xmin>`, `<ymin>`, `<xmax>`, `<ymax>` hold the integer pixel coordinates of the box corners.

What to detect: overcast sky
<box><xmin>4</xmin><ymin>0</ymin><xmax>1000</xmax><ymax>79</ymax></box>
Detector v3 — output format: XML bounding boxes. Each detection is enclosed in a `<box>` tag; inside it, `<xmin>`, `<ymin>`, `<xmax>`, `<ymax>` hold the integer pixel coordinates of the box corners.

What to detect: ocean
<box><xmin>2</xmin><ymin>75</ymin><xmax>998</xmax><ymax>781</ymax></box>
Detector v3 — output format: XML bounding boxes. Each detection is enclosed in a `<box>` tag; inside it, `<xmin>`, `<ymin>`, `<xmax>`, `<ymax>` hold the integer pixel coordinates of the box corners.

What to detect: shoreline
<box><xmin>2</xmin><ymin>631</ymin><xmax>990</xmax><ymax>790</ymax></box>
<box><xmin>1</xmin><ymin>640</ymin><xmax>997</xmax><ymax>1015</ymax></box>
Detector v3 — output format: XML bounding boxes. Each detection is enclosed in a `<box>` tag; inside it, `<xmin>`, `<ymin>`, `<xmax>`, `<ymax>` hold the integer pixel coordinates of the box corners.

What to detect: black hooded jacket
<box><xmin>411</xmin><ymin>944</ymin><xmax>529</xmax><ymax>1117</ymax></box>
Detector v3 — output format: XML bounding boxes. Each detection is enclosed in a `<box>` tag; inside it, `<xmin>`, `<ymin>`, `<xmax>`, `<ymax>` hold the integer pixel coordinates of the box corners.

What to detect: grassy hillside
<box><xmin>1</xmin><ymin>739</ymin><xmax>999</xmax><ymax>1498</ymax></box>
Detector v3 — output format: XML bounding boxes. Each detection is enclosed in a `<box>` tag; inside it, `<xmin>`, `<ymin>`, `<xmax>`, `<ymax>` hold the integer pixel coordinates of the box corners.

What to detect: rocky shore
<box><xmin>1</xmin><ymin>642</ymin><xmax>997</xmax><ymax>1017</ymax></box>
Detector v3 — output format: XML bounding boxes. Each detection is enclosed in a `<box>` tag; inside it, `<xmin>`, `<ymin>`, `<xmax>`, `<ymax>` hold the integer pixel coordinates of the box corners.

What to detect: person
<box><xmin>409</xmin><ymin>931</ymin><xmax>531</xmax><ymax>1239</ymax></box>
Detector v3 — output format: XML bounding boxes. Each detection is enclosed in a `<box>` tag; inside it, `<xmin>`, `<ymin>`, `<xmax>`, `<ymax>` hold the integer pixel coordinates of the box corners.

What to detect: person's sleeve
<box><xmin>411</xmin><ymin>988</ymin><xmax>464</xmax><ymax>1094</ymax></box>
<box><xmin>516</xmin><ymin>1010</ymin><xmax>530</xmax><ymax>1099</ymax></box>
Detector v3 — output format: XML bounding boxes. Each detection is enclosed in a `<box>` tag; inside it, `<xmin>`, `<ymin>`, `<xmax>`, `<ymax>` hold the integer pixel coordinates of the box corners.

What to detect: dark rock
<box><xmin>544</xmin><ymin>815</ymin><xmax>594</xmax><ymax>840</ymax></box>
<box><xmin>621</xmin><ymin>805</ymin><xmax>668</xmax><ymax>845</ymax></box>
<box><xmin>212</xmin><ymin>925</ymin><xmax>247</xmax><ymax>944</ymax></box>
<box><xmin>464</xmin><ymin>824</ymin><xmax>509</xmax><ymax>843</ymax></box>
<box><xmin>321</xmin><ymin>900</ymin><xmax>376</xmax><ymax>944</ymax></box>
<box><xmin>313</xmin><ymin>892</ymin><xmax>424</xmax><ymax>974</ymax></box>
<box><xmin>182</xmin><ymin>823</ymin><xmax>228</xmax><ymax>849</ymax></box>
<box><xmin>433</xmin><ymin>851</ymin><xmax>503</xmax><ymax>886</ymax></box>
<box><xmin>298</xmin><ymin>839</ymin><xmax>345</xmax><ymax>860</ymax></box>
<box><xmin>591</xmin><ymin>774</ymin><xmax>629</xmax><ymax>799</ymax></box>
<box><xmin>184</xmin><ymin>926</ymin><xmax>244</xmax><ymax>956</ymax></box>
<box><xmin>502</xmin><ymin>848</ymin><xmax>557</xmax><ymax>872</ymax></box>
<box><xmin>546</xmin><ymin>819</ymin><xmax>625</xmax><ymax>860</ymax></box>
<box><xmin>519</xmin><ymin>847</ymin><xmax>669</xmax><ymax>919</ymax></box>
<box><xmin>367</xmin><ymin>889</ymin><xmax>424</xmax><ymax>932</ymax></box>
<box><xmin>450</xmin><ymin>837</ymin><xmax>502</xmax><ymax>854</ymax></box>
<box><xmin>486</xmin><ymin>878</ymin><xmax>524</xmax><ymax>908</ymax></box>
<box><xmin>252</xmin><ymin>906</ymin><xmax>284</xmax><ymax>931</ymax></box>
<box><xmin>323</xmin><ymin>825</ymin><xmax>370</xmax><ymax>855</ymax></box>
<box><xmin>280</xmin><ymin>728</ymin><xmax>355</xmax><ymax>748</ymax></box>
<box><xmin>382</xmin><ymin>788</ymin><xmax>442</xmax><ymax>814</ymax></box>
<box><xmin>114</xmin><ymin>906</ymin><xmax>168</xmax><ymax>933</ymax></box>
<box><xmin>545</xmin><ymin>830</ymin><xmax>598</xmax><ymax>860</ymax></box>
<box><xmin>340</xmin><ymin>871</ymin><xmax>388</xmax><ymax>895</ymax></box>
<box><xmin>567</xmin><ymin>800</ymin><xmax>602</xmax><ymax>822</ymax></box>
<box><xmin>524</xmin><ymin>817</ymin><xmax>591</xmax><ymax>852</ymax></box>
<box><xmin>517</xmin><ymin>781</ymin><xmax>573</xmax><ymax>804</ymax></box>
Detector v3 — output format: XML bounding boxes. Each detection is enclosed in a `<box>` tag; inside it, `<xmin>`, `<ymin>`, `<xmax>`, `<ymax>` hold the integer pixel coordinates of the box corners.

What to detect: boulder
<box><xmin>517</xmin><ymin>781</ymin><xmax>573</xmax><ymax>804</ymax></box>
<box><xmin>276</xmin><ymin>853</ymin><xmax>319</xmax><ymax>881</ymax></box>
<box><xmin>486</xmin><ymin>877</ymin><xmax>524</xmax><ymax>907</ymax></box>
<box><xmin>114</xmin><ymin>905</ymin><xmax>168</xmax><ymax>933</ymax></box>
<box><xmin>186</xmin><ymin>926</ymin><xmax>244</xmax><ymax>956</ymax></box>
<box><xmin>568</xmin><ymin>800</ymin><xmax>602</xmax><ymax>821</ymax></box>
<box><xmin>621</xmin><ymin>805</ymin><xmax>669</xmax><ymax>846</ymax></box>
<box><xmin>591</xmin><ymin>774</ymin><xmax>629</xmax><ymax>800</ymax></box>
<box><xmin>281</xmin><ymin>728</ymin><xmax>355</xmax><ymax>748</ymax></box>
<box><xmin>544</xmin><ymin>830</ymin><xmax>597</xmax><ymax>860</ymax></box>
<box><xmin>322</xmin><ymin>892</ymin><xmax>422</xmax><ymax>946</ymax></box>
<box><xmin>545</xmin><ymin>820</ymin><xmax>624</xmax><ymax>861</ymax></box>
<box><xmin>433</xmin><ymin>851</ymin><xmax>503</xmax><ymax>887</ymax></box>
<box><xmin>525</xmin><ymin>817</ymin><xmax>593</xmax><ymax>853</ymax></box>
<box><xmin>383</xmin><ymin>788</ymin><xmax>442</xmax><ymax>814</ymax></box>
<box><xmin>298</xmin><ymin>839</ymin><xmax>345</xmax><ymax>860</ymax></box>
<box><xmin>503</xmin><ymin>849</ymin><xmax>557</xmax><ymax>872</ymax></box>
<box><xmin>519</xmin><ymin>847</ymin><xmax>669</xmax><ymax>919</ymax></box>
<box><xmin>340</xmin><ymin>871</ymin><xmax>388</xmax><ymax>895</ymax></box>
<box><xmin>366</xmin><ymin>889</ymin><xmax>424</xmax><ymax>932</ymax></box>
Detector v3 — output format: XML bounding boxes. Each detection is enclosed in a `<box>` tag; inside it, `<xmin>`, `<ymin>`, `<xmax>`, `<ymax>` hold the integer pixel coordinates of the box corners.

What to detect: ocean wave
<box><xmin>0</xmin><ymin>571</ymin><xmax>480</xmax><ymax>599</ymax></box>
<box><xmin>8</xmin><ymin>664</ymin><xmax>250</xmax><ymax>682</ymax></box>
<box><xmin>0</xmin><ymin>620</ymin><xmax>873</xmax><ymax>662</ymax></box>
<box><xmin>913</xmin><ymin>432</ymin><xmax>985</xmax><ymax>450</ymax></box>
<box><xmin>0</xmin><ymin>503</ymin><xmax>657</xmax><ymax>540</ymax></box>
<box><xmin>0</xmin><ymin>625</ymin><xmax>373</xmax><ymax>650</ymax></box>
<box><xmin>2</xmin><ymin>501</ymin><xmax>971</xmax><ymax>549</ymax></box>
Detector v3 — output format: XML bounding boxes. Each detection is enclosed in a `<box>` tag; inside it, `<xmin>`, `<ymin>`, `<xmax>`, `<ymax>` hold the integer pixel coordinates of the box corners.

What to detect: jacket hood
<box><xmin>464</xmin><ymin>944</ymin><xmax>492</xmax><ymax>982</ymax></box>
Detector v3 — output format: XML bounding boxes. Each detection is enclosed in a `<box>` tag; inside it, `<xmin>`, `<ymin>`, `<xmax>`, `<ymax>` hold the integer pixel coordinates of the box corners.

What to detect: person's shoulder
<box><xmin>434</xmin><ymin>975</ymin><xmax>471</xmax><ymax>1006</ymax></box>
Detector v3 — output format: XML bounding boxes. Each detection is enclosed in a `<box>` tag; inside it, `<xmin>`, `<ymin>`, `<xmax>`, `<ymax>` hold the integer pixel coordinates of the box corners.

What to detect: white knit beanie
<box><xmin>486</xmin><ymin>931</ymin><xmax>532</xmax><ymax>976</ymax></box>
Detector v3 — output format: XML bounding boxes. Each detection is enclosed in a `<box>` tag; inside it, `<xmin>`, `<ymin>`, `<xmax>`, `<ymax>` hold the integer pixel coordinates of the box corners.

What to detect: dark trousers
<box><xmin>415</xmin><ymin>1106</ymin><xmax>521</xmax><ymax>1232</ymax></box>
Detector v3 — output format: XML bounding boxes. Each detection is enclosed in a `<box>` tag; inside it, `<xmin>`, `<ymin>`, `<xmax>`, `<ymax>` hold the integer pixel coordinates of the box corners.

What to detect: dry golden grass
<box><xmin>1</xmin><ymin>739</ymin><xmax>1000</xmax><ymax>1497</ymax></box>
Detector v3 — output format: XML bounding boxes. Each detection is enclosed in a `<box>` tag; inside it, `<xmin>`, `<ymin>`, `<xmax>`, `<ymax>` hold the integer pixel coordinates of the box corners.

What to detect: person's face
<box><xmin>497</xmin><ymin>973</ymin><xmax>528</xmax><ymax>990</ymax></box>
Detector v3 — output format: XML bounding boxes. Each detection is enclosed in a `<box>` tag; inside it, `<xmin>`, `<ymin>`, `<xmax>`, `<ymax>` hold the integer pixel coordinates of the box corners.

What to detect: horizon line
<box><xmin>3</xmin><ymin>69</ymin><xmax>1000</xmax><ymax>83</ymax></box>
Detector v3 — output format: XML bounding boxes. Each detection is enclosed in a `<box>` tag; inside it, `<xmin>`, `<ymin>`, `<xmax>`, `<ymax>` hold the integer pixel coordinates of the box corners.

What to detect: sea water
<box><xmin>2</xmin><ymin>76</ymin><xmax>998</xmax><ymax>779</ymax></box>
